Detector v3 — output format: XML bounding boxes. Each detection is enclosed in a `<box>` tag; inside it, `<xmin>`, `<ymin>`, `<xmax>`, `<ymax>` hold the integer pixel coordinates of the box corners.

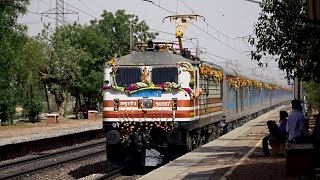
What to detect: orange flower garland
<box><xmin>226</xmin><ymin>77</ymin><xmax>281</xmax><ymax>90</ymax></box>
<box><xmin>199</xmin><ymin>64</ymin><xmax>223</xmax><ymax>82</ymax></box>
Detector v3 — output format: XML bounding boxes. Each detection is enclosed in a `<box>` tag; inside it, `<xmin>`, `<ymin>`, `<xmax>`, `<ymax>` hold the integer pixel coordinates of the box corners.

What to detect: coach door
<box><xmin>239</xmin><ymin>87</ymin><xmax>243</xmax><ymax>112</ymax></box>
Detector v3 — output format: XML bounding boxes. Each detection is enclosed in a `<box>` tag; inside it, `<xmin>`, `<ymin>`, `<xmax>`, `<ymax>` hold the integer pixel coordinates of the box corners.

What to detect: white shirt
<box><xmin>286</xmin><ymin>109</ymin><xmax>308</xmax><ymax>140</ymax></box>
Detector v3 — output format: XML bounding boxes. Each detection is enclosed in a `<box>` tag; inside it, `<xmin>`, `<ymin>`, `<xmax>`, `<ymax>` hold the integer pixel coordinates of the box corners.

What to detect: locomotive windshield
<box><xmin>152</xmin><ymin>67</ymin><xmax>178</xmax><ymax>84</ymax></box>
<box><xmin>116</xmin><ymin>67</ymin><xmax>141</xmax><ymax>87</ymax></box>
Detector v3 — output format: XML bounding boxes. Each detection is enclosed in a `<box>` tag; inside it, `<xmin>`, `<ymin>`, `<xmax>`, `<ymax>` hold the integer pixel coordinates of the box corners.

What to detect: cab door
<box><xmin>194</xmin><ymin>70</ymin><xmax>200</xmax><ymax>120</ymax></box>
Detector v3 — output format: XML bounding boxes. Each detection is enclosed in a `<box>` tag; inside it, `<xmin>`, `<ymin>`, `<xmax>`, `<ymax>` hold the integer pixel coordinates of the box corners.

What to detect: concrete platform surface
<box><xmin>0</xmin><ymin>118</ymin><xmax>103</xmax><ymax>146</ymax></box>
<box><xmin>139</xmin><ymin>105</ymin><xmax>290</xmax><ymax>180</ymax></box>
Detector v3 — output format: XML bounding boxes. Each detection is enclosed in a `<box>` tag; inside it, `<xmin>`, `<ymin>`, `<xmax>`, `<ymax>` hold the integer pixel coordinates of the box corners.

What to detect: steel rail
<box><xmin>0</xmin><ymin>148</ymin><xmax>106</xmax><ymax>180</ymax></box>
<box><xmin>0</xmin><ymin>139</ymin><xmax>105</xmax><ymax>169</ymax></box>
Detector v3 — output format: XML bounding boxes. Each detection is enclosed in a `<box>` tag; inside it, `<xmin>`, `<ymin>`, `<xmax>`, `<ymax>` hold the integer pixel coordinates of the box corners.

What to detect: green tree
<box><xmin>56</xmin><ymin>10</ymin><xmax>158</xmax><ymax>111</ymax></box>
<box><xmin>303</xmin><ymin>81</ymin><xmax>320</xmax><ymax>110</ymax></box>
<box><xmin>39</xmin><ymin>25</ymin><xmax>91</xmax><ymax>118</ymax></box>
<box><xmin>250</xmin><ymin>0</ymin><xmax>320</xmax><ymax>82</ymax></box>
<box><xmin>52</xmin><ymin>23</ymin><xmax>105</xmax><ymax>111</ymax></box>
<box><xmin>85</xmin><ymin>10</ymin><xmax>158</xmax><ymax>108</ymax></box>
<box><xmin>23</xmin><ymin>97</ymin><xmax>43</xmax><ymax>122</ymax></box>
<box><xmin>17</xmin><ymin>38</ymin><xmax>46</xmax><ymax>122</ymax></box>
<box><xmin>0</xmin><ymin>1</ymin><xmax>29</xmax><ymax>123</ymax></box>
<box><xmin>92</xmin><ymin>9</ymin><xmax>158</xmax><ymax>57</ymax></box>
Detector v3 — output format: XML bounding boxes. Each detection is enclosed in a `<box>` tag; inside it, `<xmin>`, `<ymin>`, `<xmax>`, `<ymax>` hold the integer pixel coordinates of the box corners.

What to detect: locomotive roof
<box><xmin>115</xmin><ymin>51</ymin><xmax>199</xmax><ymax>66</ymax></box>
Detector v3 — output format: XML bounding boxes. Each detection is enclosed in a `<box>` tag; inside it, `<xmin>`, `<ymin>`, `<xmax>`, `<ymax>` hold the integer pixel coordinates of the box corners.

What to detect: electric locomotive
<box><xmin>102</xmin><ymin>14</ymin><xmax>291</xmax><ymax>167</ymax></box>
<box><xmin>102</xmin><ymin>41</ymin><xmax>291</xmax><ymax>167</ymax></box>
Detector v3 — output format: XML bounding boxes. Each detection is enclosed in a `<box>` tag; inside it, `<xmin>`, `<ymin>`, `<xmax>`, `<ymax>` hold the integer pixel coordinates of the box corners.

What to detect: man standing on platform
<box><xmin>286</xmin><ymin>99</ymin><xmax>310</xmax><ymax>143</ymax></box>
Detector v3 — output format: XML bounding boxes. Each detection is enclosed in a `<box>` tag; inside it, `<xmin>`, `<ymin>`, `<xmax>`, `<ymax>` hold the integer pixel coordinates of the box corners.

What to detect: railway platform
<box><xmin>0</xmin><ymin>115</ymin><xmax>104</xmax><ymax>161</ymax></box>
<box><xmin>139</xmin><ymin>105</ymin><xmax>311</xmax><ymax>180</ymax></box>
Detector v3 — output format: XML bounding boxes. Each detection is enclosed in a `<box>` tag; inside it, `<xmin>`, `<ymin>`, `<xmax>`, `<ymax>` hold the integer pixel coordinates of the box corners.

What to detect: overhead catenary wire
<box><xmin>180</xmin><ymin>0</ymin><xmax>236</xmax><ymax>41</ymax></box>
<box><xmin>143</xmin><ymin>0</ymin><xmax>269</xmax><ymax>74</ymax></box>
<box><xmin>29</xmin><ymin>10</ymin><xmax>57</xmax><ymax>21</ymax></box>
<box><xmin>63</xmin><ymin>1</ymin><xmax>96</xmax><ymax>19</ymax></box>
<box><xmin>142</xmin><ymin>0</ymin><xmax>282</xmax><ymax>80</ymax></box>
<box><xmin>203</xmin><ymin>52</ymin><xmax>234</xmax><ymax>62</ymax></box>
<box><xmin>141</xmin><ymin>0</ymin><xmax>284</xmax><ymax>83</ymax></box>
<box><xmin>202</xmin><ymin>54</ymin><xmax>267</xmax><ymax>78</ymax></box>
<box><xmin>40</xmin><ymin>0</ymin><xmax>97</xmax><ymax>20</ymax></box>
<box><xmin>179</xmin><ymin>0</ymin><xmax>263</xmax><ymax>55</ymax></box>
<box><xmin>180</xmin><ymin>0</ymin><xmax>252</xmax><ymax>44</ymax></box>
<box><xmin>142</xmin><ymin>0</ymin><xmax>256</xmax><ymax>61</ymax></box>
<box><xmin>78</xmin><ymin>0</ymin><xmax>99</xmax><ymax>17</ymax></box>
<box><xmin>19</xmin><ymin>21</ymin><xmax>56</xmax><ymax>24</ymax></box>
<box><xmin>192</xmin><ymin>23</ymin><xmax>250</xmax><ymax>58</ymax></box>
<box><xmin>149</xmin><ymin>28</ymin><xmax>176</xmax><ymax>36</ymax></box>
<box><xmin>203</xmin><ymin>50</ymin><xmax>274</xmax><ymax>75</ymax></box>
<box><xmin>142</xmin><ymin>0</ymin><xmax>177</xmax><ymax>14</ymax></box>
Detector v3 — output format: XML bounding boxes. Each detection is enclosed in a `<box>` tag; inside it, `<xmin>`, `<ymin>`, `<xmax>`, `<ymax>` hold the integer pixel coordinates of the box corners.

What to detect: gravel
<box><xmin>0</xmin><ymin>139</ymin><xmax>111</xmax><ymax>180</ymax></box>
<box><xmin>22</xmin><ymin>154</ymin><xmax>115</xmax><ymax>180</ymax></box>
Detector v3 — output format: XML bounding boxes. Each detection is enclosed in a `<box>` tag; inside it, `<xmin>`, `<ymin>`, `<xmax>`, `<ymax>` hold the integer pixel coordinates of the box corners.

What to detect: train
<box><xmin>102</xmin><ymin>41</ymin><xmax>291</xmax><ymax>168</ymax></box>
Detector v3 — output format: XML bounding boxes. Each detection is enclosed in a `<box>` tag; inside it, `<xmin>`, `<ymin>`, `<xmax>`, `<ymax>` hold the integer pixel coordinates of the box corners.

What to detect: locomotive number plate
<box><xmin>138</xmin><ymin>99</ymin><xmax>153</xmax><ymax>109</ymax></box>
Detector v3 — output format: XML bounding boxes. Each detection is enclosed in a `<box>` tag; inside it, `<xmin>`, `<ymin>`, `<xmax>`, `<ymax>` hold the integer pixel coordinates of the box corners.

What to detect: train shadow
<box><xmin>68</xmin><ymin>160</ymin><xmax>116</xmax><ymax>179</ymax></box>
<box><xmin>67</xmin><ymin>160</ymin><xmax>158</xmax><ymax>179</ymax></box>
<box><xmin>179</xmin><ymin>160</ymin><xmax>296</xmax><ymax>180</ymax></box>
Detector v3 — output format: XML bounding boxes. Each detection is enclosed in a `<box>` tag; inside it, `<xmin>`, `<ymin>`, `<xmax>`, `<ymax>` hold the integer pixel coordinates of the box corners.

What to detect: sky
<box><xmin>18</xmin><ymin>0</ymin><xmax>289</xmax><ymax>85</ymax></box>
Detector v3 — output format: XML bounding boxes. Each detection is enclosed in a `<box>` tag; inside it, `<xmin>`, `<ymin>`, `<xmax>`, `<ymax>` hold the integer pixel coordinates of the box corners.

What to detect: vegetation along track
<box><xmin>0</xmin><ymin>139</ymin><xmax>106</xmax><ymax>180</ymax></box>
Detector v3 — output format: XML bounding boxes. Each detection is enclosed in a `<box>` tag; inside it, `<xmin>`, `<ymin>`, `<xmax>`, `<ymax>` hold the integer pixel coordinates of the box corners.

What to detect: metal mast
<box><xmin>55</xmin><ymin>0</ymin><xmax>65</xmax><ymax>28</ymax></box>
<box><xmin>41</xmin><ymin>0</ymin><xmax>78</xmax><ymax>29</ymax></box>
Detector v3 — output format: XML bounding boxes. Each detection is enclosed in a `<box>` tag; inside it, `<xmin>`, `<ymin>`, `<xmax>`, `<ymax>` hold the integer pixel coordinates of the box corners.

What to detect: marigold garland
<box><xmin>102</xmin><ymin>81</ymin><xmax>199</xmax><ymax>98</ymax></box>
<box><xmin>199</xmin><ymin>64</ymin><xmax>223</xmax><ymax>82</ymax></box>
<box><xmin>226</xmin><ymin>77</ymin><xmax>288</xmax><ymax>91</ymax></box>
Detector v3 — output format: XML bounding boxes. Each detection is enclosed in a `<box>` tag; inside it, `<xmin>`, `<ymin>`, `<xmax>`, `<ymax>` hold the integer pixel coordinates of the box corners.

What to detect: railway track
<box><xmin>0</xmin><ymin>139</ymin><xmax>106</xmax><ymax>180</ymax></box>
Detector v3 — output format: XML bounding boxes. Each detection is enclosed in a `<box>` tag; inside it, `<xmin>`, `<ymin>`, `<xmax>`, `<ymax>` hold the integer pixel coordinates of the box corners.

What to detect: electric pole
<box><xmin>41</xmin><ymin>0</ymin><xmax>78</xmax><ymax>29</ymax></box>
<box><xmin>55</xmin><ymin>0</ymin><xmax>65</xmax><ymax>28</ymax></box>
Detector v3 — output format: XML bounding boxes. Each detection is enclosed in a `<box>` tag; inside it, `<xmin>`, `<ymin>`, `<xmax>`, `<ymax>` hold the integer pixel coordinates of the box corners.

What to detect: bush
<box><xmin>0</xmin><ymin>101</ymin><xmax>15</xmax><ymax>124</ymax></box>
<box><xmin>303</xmin><ymin>81</ymin><xmax>320</xmax><ymax>110</ymax></box>
<box><xmin>23</xmin><ymin>98</ymin><xmax>43</xmax><ymax>123</ymax></box>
